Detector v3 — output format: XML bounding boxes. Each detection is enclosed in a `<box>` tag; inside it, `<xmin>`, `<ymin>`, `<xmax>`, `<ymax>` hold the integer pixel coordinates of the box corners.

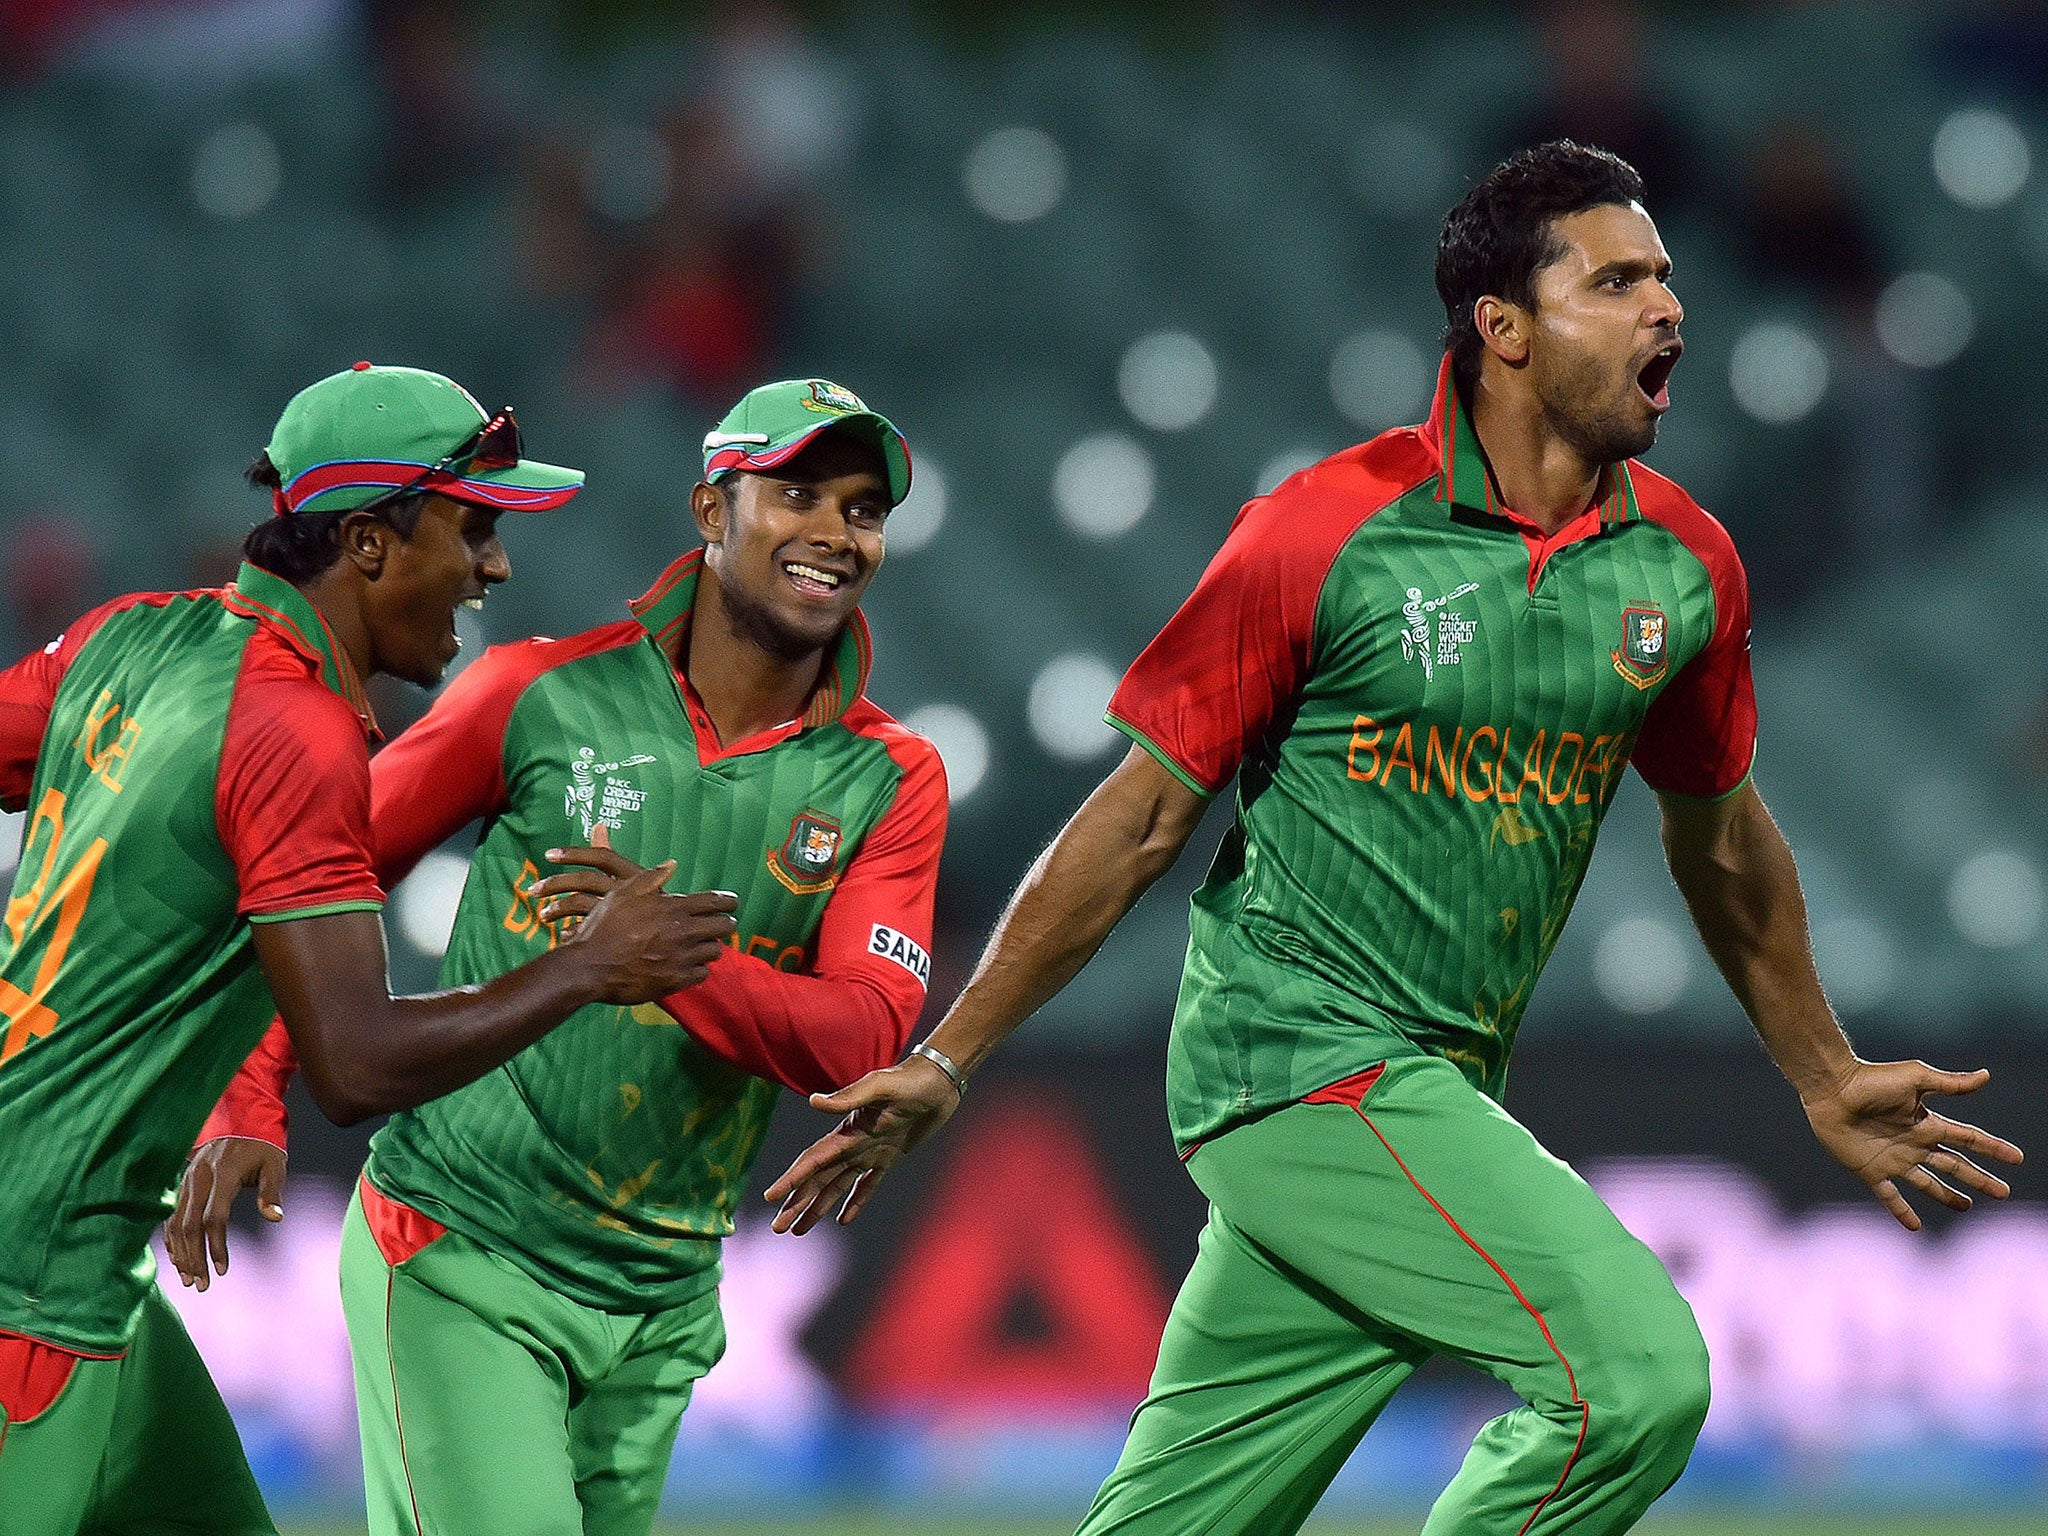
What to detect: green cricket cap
<box><xmin>702</xmin><ymin>379</ymin><xmax>912</xmax><ymax>506</ymax></box>
<box><xmin>267</xmin><ymin>362</ymin><xmax>584</xmax><ymax>516</ymax></box>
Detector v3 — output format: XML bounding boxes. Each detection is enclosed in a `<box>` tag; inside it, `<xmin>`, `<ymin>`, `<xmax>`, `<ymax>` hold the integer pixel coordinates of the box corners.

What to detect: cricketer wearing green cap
<box><xmin>0</xmin><ymin>362</ymin><xmax>739</xmax><ymax>1536</ymax></box>
<box><xmin>180</xmin><ymin>376</ymin><xmax>946</xmax><ymax>1536</ymax></box>
<box><xmin>265</xmin><ymin>360</ymin><xmax>586</xmax><ymax>518</ymax></box>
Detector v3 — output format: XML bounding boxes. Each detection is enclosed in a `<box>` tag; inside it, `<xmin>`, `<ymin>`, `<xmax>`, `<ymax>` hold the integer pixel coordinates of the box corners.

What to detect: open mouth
<box><xmin>1637</xmin><ymin>342</ymin><xmax>1682</xmax><ymax>410</ymax></box>
<box><xmin>446</xmin><ymin>594</ymin><xmax>484</xmax><ymax>654</ymax></box>
<box><xmin>783</xmin><ymin>560</ymin><xmax>847</xmax><ymax>598</ymax></box>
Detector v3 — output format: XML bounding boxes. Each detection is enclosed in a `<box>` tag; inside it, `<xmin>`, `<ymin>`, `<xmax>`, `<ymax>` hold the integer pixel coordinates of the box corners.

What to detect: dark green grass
<box><xmin>282</xmin><ymin>1517</ymin><xmax>2048</xmax><ymax>1535</ymax></box>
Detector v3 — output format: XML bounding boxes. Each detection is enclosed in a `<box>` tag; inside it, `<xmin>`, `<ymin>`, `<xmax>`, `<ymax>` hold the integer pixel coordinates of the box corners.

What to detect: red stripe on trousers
<box><xmin>1354</xmin><ymin>1108</ymin><xmax>1589</xmax><ymax>1536</ymax></box>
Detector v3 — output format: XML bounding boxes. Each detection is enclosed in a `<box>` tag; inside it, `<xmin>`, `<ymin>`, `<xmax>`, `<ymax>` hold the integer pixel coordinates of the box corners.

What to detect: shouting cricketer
<box><xmin>178</xmin><ymin>379</ymin><xmax>947</xmax><ymax>1536</ymax></box>
<box><xmin>762</xmin><ymin>144</ymin><xmax>2025</xmax><ymax>1535</ymax></box>
<box><xmin>0</xmin><ymin>363</ymin><xmax>738</xmax><ymax>1536</ymax></box>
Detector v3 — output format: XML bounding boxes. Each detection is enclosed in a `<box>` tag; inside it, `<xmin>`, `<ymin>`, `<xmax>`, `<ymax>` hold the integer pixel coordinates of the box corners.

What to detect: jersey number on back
<box><xmin>0</xmin><ymin>787</ymin><xmax>106</xmax><ymax>1063</ymax></box>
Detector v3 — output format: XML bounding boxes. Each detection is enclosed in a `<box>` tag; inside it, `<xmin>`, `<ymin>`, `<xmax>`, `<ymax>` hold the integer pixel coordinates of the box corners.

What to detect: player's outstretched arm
<box><xmin>1659</xmin><ymin>780</ymin><xmax>2023</xmax><ymax>1230</ymax></box>
<box><xmin>762</xmin><ymin>744</ymin><xmax>1210</xmax><ymax>1234</ymax></box>
<box><xmin>257</xmin><ymin>846</ymin><xmax>737</xmax><ymax>1126</ymax></box>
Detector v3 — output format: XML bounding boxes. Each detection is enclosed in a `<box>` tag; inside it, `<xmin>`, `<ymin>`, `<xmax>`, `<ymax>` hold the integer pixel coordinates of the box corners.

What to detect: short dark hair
<box><xmin>240</xmin><ymin>452</ymin><xmax>430</xmax><ymax>582</ymax></box>
<box><xmin>1435</xmin><ymin>141</ymin><xmax>1647</xmax><ymax>396</ymax></box>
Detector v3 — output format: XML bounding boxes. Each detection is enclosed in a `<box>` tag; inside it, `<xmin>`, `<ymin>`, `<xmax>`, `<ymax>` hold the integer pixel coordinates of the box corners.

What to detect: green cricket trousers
<box><xmin>0</xmin><ymin>1283</ymin><xmax>274</xmax><ymax>1536</ymax></box>
<box><xmin>1077</xmin><ymin>1053</ymin><xmax>1710</xmax><ymax>1535</ymax></box>
<box><xmin>339</xmin><ymin>1175</ymin><xmax>725</xmax><ymax>1536</ymax></box>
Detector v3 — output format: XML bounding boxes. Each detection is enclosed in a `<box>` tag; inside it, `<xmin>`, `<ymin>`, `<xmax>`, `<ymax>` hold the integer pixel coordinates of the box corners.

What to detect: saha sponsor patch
<box><xmin>868</xmin><ymin>923</ymin><xmax>930</xmax><ymax>986</ymax></box>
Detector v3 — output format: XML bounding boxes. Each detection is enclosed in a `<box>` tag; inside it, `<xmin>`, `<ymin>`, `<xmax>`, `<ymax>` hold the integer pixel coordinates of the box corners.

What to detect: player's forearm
<box><xmin>928</xmin><ymin>749</ymin><xmax>1204</xmax><ymax>1076</ymax></box>
<box><xmin>363</xmin><ymin>948</ymin><xmax>616</xmax><ymax>1113</ymax></box>
<box><xmin>1662</xmin><ymin>784</ymin><xmax>1855</xmax><ymax>1099</ymax></box>
<box><xmin>257</xmin><ymin>916</ymin><xmax>610</xmax><ymax>1125</ymax></box>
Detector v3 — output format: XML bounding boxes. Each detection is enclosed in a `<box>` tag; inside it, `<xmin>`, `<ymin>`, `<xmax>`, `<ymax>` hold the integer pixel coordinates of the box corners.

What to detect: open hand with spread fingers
<box><xmin>1800</xmin><ymin>1057</ymin><xmax>2023</xmax><ymax>1231</ymax></box>
<box><xmin>762</xmin><ymin>1054</ymin><xmax>964</xmax><ymax>1234</ymax></box>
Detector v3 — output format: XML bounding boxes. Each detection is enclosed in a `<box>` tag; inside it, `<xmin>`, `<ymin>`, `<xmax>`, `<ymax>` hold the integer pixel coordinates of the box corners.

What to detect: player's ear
<box><xmin>690</xmin><ymin>480</ymin><xmax>728</xmax><ymax>546</ymax></box>
<box><xmin>1475</xmin><ymin>295</ymin><xmax>1530</xmax><ymax>367</ymax></box>
<box><xmin>337</xmin><ymin>509</ymin><xmax>393</xmax><ymax>579</ymax></box>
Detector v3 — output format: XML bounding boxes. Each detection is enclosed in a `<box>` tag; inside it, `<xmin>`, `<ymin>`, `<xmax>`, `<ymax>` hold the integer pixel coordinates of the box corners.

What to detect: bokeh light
<box><xmin>1027</xmin><ymin>653</ymin><xmax>1123</xmax><ymax>761</ymax></box>
<box><xmin>1932</xmin><ymin>107</ymin><xmax>2031</xmax><ymax>210</ymax></box>
<box><xmin>1593</xmin><ymin>915</ymin><xmax>1693</xmax><ymax>1014</ymax></box>
<box><xmin>1874</xmin><ymin>272</ymin><xmax>1975</xmax><ymax>369</ymax></box>
<box><xmin>1728</xmin><ymin>322</ymin><xmax>1829</xmax><ymax>425</ymax></box>
<box><xmin>1118</xmin><ymin>331</ymin><xmax>1218</xmax><ymax>432</ymax></box>
<box><xmin>1947</xmin><ymin>848</ymin><xmax>2045</xmax><ymax>949</ymax></box>
<box><xmin>886</xmin><ymin>457</ymin><xmax>946</xmax><ymax>555</ymax></box>
<box><xmin>393</xmin><ymin>850</ymin><xmax>471</xmax><ymax>958</ymax></box>
<box><xmin>191</xmin><ymin>122</ymin><xmax>281</xmax><ymax>220</ymax></box>
<box><xmin>963</xmin><ymin>127</ymin><xmax>1068</xmax><ymax>224</ymax></box>
<box><xmin>1254</xmin><ymin>446</ymin><xmax>1323</xmax><ymax>497</ymax></box>
<box><xmin>904</xmin><ymin>703</ymin><xmax>990</xmax><ymax>802</ymax></box>
<box><xmin>1810</xmin><ymin>914</ymin><xmax>1899</xmax><ymax>1015</ymax></box>
<box><xmin>1329</xmin><ymin>330</ymin><xmax>1431</xmax><ymax>431</ymax></box>
<box><xmin>1053</xmin><ymin>433</ymin><xmax>1154</xmax><ymax>538</ymax></box>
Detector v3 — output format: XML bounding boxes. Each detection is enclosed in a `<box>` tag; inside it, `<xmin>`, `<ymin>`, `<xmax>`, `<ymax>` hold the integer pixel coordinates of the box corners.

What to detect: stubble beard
<box><xmin>721</xmin><ymin>582</ymin><xmax>835</xmax><ymax>664</ymax></box>
<box><xmin>1537</xmin><ymin>351</ymin><xmax>1660</xmax><ymax>467</ymax></box>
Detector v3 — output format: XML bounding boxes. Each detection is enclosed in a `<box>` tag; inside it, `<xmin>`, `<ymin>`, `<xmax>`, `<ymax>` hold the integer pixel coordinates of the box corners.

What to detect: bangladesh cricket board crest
<box><xmin>801</xmin><ymin>380</ymin><xmax>867</xmax><ymax>415</ymax></box>
<box><xmin>768</xmin><ymin>808</ymin><xmax>843</xmax><ymax>894</ymax></box>
<box><xmin>1612</xmin><ymin>604</ymin><xmax>1669</xmax><ymax>691</ymax></box>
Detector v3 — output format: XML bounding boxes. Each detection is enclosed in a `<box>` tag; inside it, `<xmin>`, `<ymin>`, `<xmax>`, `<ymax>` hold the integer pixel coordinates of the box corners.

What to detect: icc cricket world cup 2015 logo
<box><xmin>1612</xmin><ymin>605</ymin><xmax>1669</xmax><ymax>691</ymax></box>
<box><xmin>565</xmin><ymin>747</ymin><xmax>658</xmax><ymax>839</ymax></box>
<box><xmin>1399</xmin><ymin>582</ymin><xmax>1481</xmax><ymax>682</ymax></box>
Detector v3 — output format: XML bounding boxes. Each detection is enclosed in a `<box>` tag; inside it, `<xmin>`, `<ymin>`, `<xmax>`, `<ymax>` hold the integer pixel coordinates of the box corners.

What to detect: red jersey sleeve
<box><xmin>0</xmin><ymin>595</ymin><xmax>155</xmax><ymax>811</ymax></box>
<box><xmin>659</xmin><ymin>724</ymin><xmax>947</xmax><ymax>1095</ymax></box>
<box><xmin>368</xmin><ymin>640</ymin><xmax>557</xmax><ymax>887</ymax></box>
<box><xmin>216</xmin><ymin>650</ymin><xmax>385</xmax><ymax>920</ymax></box>
<box><xmin>202</xmin><ymin>638</ymin><xmax>561</xmax><ymax>1148</ymax></box>
<box><xmin>1107</xmin><ymin>494</ymin><xmax>1321</xmax><ymax>797</ymax></box>
<box><xmin>197</xmin><ymin>1018</ymin><xmax>296</xmax><ymax>1150</ymax></box>
<box><xmin>1104</xmin><ymin>442</ymin><xmax>1421</xmax><ymax>800</ymax></box>
<box><xmin>1631</xmin><ymin>491</ymin><xmax>1759</xmax><ymax>800</ymax></box>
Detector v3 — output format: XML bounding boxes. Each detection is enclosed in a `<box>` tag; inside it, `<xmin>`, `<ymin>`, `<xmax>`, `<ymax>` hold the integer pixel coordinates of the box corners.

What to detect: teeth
<box><xmin>786</xmin><ymin>563</ymin><xmax>841</xmax><ymax>588</ymax></box>
<box><xmin>461</xmin><ymin>597</ymin><xmax>484</xmax><ymax>610</ymax></box>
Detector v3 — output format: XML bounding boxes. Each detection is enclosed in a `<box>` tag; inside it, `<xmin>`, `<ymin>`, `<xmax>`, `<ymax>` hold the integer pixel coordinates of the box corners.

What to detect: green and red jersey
<box><xmin>1109</xmin><ymin>358</ymin><xmax>1755</xmax><ymax>1151</ymax></box>
<box><xmin>0</xmin><ymin>565</ymin><xmax>383</xmax><ymax>1354</ymax></box>
<box><xmin>208</xmin><ymin>549</ymin><xmax>946</xmax><ymax>1313</ymax></box>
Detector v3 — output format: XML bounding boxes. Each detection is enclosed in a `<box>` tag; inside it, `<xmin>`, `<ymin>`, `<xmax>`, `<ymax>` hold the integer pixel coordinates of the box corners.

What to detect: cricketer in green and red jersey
<box><xmin>0</xmin><ymin>362</ymin><xmax>736</xmax><ymax>1536</ymax></box>
<box><xmin>179</xmin><ymin>378</ymin><xmax>947</xmax><ymax>1536</ymax></box>
<box><xmin>764</xmin><ymin>145</ymin><xmax>2024</xmax><ymax>1535</ymax></box>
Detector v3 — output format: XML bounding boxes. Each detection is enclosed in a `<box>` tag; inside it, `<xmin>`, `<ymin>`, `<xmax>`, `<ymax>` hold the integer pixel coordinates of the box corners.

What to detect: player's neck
<box><xmin>681</xmin><ymin>577</ymin><xmax>826</xmax><ymax>746</ymax></box>
<box><xmin>292</xmin><ymin>568</ymin><xmax>373</xmax><ymax>690</ymax></box>
<box><xmin>1466</xmin><ymin>373</ymin><xmax>1603</xmax><ymax>536</ymax></box>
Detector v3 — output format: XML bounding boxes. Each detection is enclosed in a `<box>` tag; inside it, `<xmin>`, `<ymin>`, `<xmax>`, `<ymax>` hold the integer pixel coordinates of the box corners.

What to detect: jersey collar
<box><xmin>222</xmin><ymin>562</ymin><xmax>379</xmax><ymax>739</ymax></box>
<box><xmin>627</xmin><ymin>547</ymin><xmax>873</xmax><ymax>730</ymax></box>
<box><xmin>1421</xmin><ymin>353</ymin><xmax>1641</xmax><ymax>531</ymax></box>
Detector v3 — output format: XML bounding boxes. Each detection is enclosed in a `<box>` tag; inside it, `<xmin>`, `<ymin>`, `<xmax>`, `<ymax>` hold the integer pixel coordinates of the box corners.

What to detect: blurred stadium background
<box><xmin>6</xmin><ymin>0</ymin><xmax>2048</xmax><ymax>1529</ymax></box>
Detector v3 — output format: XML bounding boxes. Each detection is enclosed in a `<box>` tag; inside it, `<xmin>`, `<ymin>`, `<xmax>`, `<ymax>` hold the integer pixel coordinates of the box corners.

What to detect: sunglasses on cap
<box><xmin>351</xmin><ymin>407</ymin><xmax>523</xmax><ymax>519</ymax></box>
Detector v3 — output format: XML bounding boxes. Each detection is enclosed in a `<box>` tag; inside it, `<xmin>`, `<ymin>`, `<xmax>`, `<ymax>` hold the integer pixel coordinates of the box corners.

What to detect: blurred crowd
<box><xmin>0</xmin><ymin>0</ymin><xmax>2038</xmax><ymax>646</ymax></box>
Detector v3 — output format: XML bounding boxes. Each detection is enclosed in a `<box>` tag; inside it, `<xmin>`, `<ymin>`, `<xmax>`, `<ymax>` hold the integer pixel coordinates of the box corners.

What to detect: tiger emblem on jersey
<box><xmin>768</xmin><ymin>808</ymin><xmax>843</xmax><ymax>895</ymax></box>
<box><xmin>1612</xmin><ymin>605</ymin><xmax>1669</xmax><ymax>690</ymax></box>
